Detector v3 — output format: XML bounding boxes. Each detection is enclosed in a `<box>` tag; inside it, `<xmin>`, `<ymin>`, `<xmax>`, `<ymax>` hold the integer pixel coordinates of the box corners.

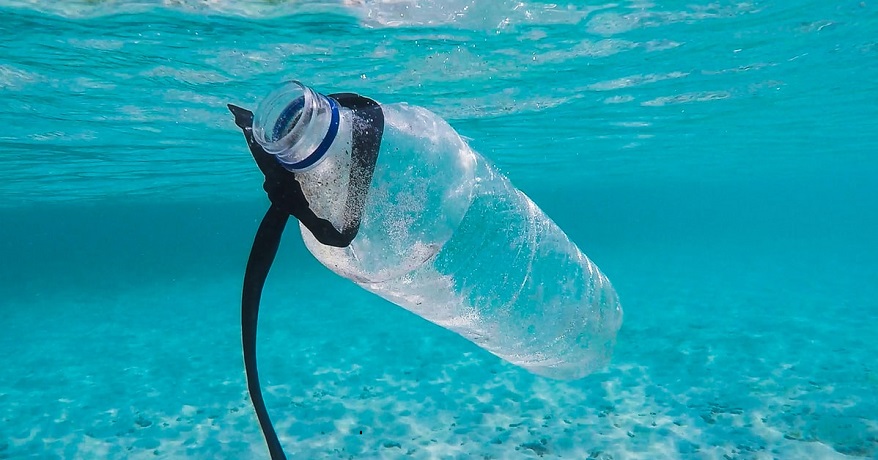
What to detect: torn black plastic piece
<box><xmin>230</xmin><ymin>93</ymin><xmax>384</xmax><ymax>460</ymax></box>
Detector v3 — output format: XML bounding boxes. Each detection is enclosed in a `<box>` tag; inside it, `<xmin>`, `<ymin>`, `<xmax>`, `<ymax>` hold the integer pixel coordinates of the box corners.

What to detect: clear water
<box><xmin>1</xmin><ymin>1</ymin><xmax>876</xmax><ymax>458</ymax></box>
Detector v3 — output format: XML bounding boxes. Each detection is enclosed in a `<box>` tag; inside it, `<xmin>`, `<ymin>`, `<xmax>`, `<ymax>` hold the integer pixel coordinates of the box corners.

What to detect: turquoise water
<box><xmin>2</xmin><ymin>1</ymin><xmax>877</xmax><ymax>458</ymax></box>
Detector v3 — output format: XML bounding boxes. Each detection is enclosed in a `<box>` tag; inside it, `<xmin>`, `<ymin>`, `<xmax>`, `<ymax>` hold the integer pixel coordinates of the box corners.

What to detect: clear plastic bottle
<box><xmin>252</xmin><ymin>81</ymin><xmax>622</xmax><ymax>380</ymax></box>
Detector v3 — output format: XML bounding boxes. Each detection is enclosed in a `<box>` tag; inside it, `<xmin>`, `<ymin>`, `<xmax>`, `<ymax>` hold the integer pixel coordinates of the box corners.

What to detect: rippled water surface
<box><xmin>1</xmin><ymin>1</ymin><xmax>877</xmax><ymax>458</ymax></box>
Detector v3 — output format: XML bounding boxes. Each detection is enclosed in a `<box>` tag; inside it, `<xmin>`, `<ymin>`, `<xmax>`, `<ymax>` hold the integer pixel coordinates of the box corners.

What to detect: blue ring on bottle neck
<box><xmin>281</xmin><ymin>96</ymin><xmax>340</xmax><ymax>171</ymax></box>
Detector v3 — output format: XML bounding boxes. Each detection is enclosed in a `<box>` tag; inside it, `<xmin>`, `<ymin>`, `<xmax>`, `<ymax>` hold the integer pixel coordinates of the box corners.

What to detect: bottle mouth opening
<box><xmin>252</xmin><ymin>80</ymin><xmax>340</xmax><ymax>171</ymax></box>
<box><xmin>270</xmin><ymin>96</ymin><xmax>305</xmax><ymax>143</ymax></box>
<box><xmin>253</xmin><ymin>80</ymin><xmax>310</xmax><ymax>156</ymax></box>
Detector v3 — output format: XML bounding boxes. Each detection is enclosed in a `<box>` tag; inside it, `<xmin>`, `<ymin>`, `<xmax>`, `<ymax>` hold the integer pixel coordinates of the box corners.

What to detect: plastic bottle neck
<box><xmin>252</xmin><ymin>81</ymin><xmax>347</xmax><ymax>171</ymax></box>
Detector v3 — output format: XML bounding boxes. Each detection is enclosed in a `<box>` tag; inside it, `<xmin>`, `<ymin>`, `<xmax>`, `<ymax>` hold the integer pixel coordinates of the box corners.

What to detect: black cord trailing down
<box><xmin>228</xmin><ymin>95</ymin><xmax>383</xmax><ymax>460</ymax></box>
<box><xmin>241</xmin><ymin>203</ymin><xmax>289</xmax><ymax>460</ymax></box>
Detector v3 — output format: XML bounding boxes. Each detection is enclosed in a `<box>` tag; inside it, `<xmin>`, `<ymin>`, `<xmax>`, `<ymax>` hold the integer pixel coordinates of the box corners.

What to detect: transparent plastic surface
<box><xmin>294</xmin><ymin>100</ymin><xmax>623</xmax><ymax>380</ymax></box>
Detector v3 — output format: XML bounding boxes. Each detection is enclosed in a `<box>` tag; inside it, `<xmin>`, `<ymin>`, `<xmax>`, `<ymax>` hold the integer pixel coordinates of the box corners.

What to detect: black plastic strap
<box><xmin>228</xmin><ymin>96</ymin><xmax>383</xmax><ymax>248</ymax></box>
<box><xmin>228</xmin><ymin>94</ymin><xmax>384</xmax><ymax>460</ymax></box>
<box><xmin>228</xmin><ymin>104</ymin><xmax>346</xmax><ymax>248</ymax></box>
<box><xmin>329</xmin><ymin>93</ymin><xmax>384</xmax><ymax>246</ymax></box>
<box><xmin>241</xmin><ymin>203</ymin><xmax>289</xmax><ymax>460</ymax></box>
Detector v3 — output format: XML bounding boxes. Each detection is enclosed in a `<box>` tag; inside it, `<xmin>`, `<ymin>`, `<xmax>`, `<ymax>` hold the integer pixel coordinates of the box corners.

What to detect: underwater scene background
<box><xmin>1</xmin><ymin>0</ymin><xmax>877</xmax><ymax>458</ymax></box>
